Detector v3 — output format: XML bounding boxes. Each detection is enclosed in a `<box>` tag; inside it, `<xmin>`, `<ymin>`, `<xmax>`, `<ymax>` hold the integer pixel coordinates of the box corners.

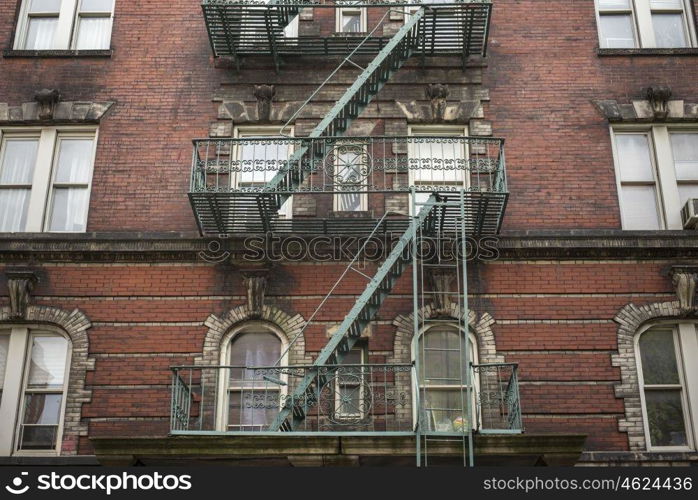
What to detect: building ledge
<box><xmin>90</xmin><ymin>433</ymin><xmax>586</xmax><ymax>466</ymax></box>
<box><xmin>3</xmin><ymin>49</ymin><xmax>113</xmax><ymax>58</ymax></box>
<box><xmin>579</xmin><ymin>451</ymin><xmax>698</xmax><ymax>466</ymax></box>
<box><xmin>597</xmin><ymin>48</ymin><xmax>698</xmax><ymax>57</ymax></box>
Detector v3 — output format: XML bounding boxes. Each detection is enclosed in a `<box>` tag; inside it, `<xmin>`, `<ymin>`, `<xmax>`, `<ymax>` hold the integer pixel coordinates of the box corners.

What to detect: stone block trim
<box><xmin>195</xmin><ymin>304</ymin><xmax>309</xmax><ymax>368</ymax></box>
<box><xmin>612</xmin><ymin>300</ymin><xmax>697</xmax><ymax>451</ymax></box>
<box><xmin>0</xmin><ymin>101</ymin><xmax>114</xmax><ymax>124</ymax></box>
<box><xmin>593</xmin><ymin>99</ymin><xmax>698</xmax><ymax>123</ymax></box>
<box><xmin>0</xmin><ymin>305</ymin><xmax>93</xmax><ymax>456</ymax></box>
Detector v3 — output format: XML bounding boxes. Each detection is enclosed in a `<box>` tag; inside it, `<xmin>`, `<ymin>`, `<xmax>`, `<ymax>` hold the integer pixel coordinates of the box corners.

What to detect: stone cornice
<box><xmin>0</xmin><ymin>100</ymin><xmax>114</xmax><ymax>124</ymax></box>
<box><xmin>0</xmin><ymin>231</ymin><xmax>697</xmax><ymax>263</ymax></box>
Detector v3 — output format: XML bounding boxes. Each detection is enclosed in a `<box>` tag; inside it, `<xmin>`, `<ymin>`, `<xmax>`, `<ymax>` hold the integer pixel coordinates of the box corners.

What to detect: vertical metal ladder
<box><xmin>267</xmin><ymin>194</ymin><xmax>438</xmax><ymax>431</ymax></box>
<box><xmin>413</xmin><ymin>191</ymin><xmax>475</xmax><ymax>467</ymax></box>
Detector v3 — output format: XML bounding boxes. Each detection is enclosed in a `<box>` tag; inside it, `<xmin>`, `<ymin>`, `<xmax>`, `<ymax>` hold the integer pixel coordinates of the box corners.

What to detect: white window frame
<box><xmin>594</xmin><ymin>0</ymin><xmax>697</xmax><ymax>48</ymax></box>
<box><xmin>411</xmin><ymin>324</ymin><xmax>479</xmax><ymax>432</ymax></box>
<box><xmin>635</xmin><ymin>322</ymin><xmax>698</xmax><ymax>451</ymax></box>
<box><xmin>216</xmin><ymin>322</ymin><xmax>289</xmax><ymax>432</ymax></box>
<box><xmin>335</xmin><ymin>6</ymin><xmax>367</xmax><ymax>33</ymax></box>
<box><xmin>332</xmin><ymin>143</ymin><xmax>369</xmax><ymax>212</ymax></box>
<box><xmin>334</xmin><ymin>345</ymin><xmax>367</xmax><ymax>420</ymax></box>
<box><xmin>233</xmin><ymin>126</ymin><xmax>294</xmax><ymax>220</ymax></box>
<box><xmin>0</xmin><ymin>126</ymin><xmax>98</xmax><ymax>233</ymax></box>
<box><xmin>408</xmin><ymin>125</ymin><xmax>470</xmax><ymax>214</ymax></box>
<box><xmin>14</xmin><ymin>0</ymin><xmax>115</xmax><ymax>51</ymax></box>
<box><xmin>0</xmin><ymin>326</ymin><xmax>72</xmax><ymax>456</ymax></box>
<box><xmin>610</xmin><ymin>124</ymin><xmax>698</xmax><ymax>230</ymax></box>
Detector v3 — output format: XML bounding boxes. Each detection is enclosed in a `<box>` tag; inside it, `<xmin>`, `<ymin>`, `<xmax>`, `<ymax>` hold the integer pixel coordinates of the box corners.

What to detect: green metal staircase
<box><xmin>268</xmin><ymin>193</ymin><xmax>437</xmax><ymax>431</ymax></box>
<box><xmin>248</xmin><ymin>8</ymin><xmax>427</xmax><ymax>231</ymax></box>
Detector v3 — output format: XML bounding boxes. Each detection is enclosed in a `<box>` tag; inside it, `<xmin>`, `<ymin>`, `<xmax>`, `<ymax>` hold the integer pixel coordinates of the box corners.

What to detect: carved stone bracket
<box><xmin>34</xmin><ymin>89</ymin><xmax>61</xmax><ymax>120</ymax></box>
<box><xmin>669</xmin><ymin>265</ymin><xmax>698</xmax><ymax>310</ymax></box>
<box><xmin>425</xmin><ymin>83</ymin><xmax>450</xmax><ymax>122</ymax></box>
<box><xmin>5</xmin><ymin>269</ymin><xmax>38</xmax><ymax>319</ymax></box>
<box><xmin>242</xmin><ymin>270</ymin><xmax>269</xmax><ymax>318</ymax></box>
<box><xmin>253</xmin><ymin>85</ymin><xmax>276</xmax><ymax>121</ymax></box>
<box><xmin>644</xmin><ymin>86</ymin><xmax>673</xmax><ymax>121</ymax></box>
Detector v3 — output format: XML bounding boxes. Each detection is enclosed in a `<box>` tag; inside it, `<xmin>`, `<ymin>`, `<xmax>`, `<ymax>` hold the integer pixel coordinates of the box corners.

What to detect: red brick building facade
<box><xmin>1</xmin><ymin>0</ymin><xmax>697</xmax><ymax>466</ymax></box>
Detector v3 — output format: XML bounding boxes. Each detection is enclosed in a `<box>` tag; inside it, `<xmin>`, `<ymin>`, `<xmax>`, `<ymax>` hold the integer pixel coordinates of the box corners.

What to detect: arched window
<box><xmin>220</xmin><ymin>324</ymin><xmax>286</xmax><ymax>431</ymax></box>
<box><xmin>636</xmin><ymin>324</ymin><xmax>698</xmax><ymax>450</ymax></box>
<box><xmin>0</xmin><ymin>328</ymin><xmax>71</xmax><ymax>455</ymax></box>
<box><xmin>414</xmin><ymin>324</ymin><xmax>478</xmax><ymax>432</ymax></box>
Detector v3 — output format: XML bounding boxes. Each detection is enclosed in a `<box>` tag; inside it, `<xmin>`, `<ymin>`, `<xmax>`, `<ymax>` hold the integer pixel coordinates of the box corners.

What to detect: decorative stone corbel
<box><xmin>669</xmin><ymin>266</ymin><xmax>698</xmax><ymax>310</ymax></box>
<box><xmin>429</xmin><ymin>268</ymin><xmax>455</xmax><ymax>315</ymax></box>
<box><xmin>253</xmin><ymin>85</ymin><xmax>276</xmax><ymax>121</ymax></box>
<box><xmin>644</xmin><ymin>86</ymin><xmax>672</xmax><ymax>121</ymax></box>
<box><xmin>425</xmin><ymin>84</ymin><xmax>449</xmax><ymax>122</ymax></box>
<box><xmin>34</xmin><ymin>89</ymin><xmax>61</xmax><ymax>121</ymax></box>
<box><xmin>242</xmin><ymin>271</ymin><xmax>268</xmax><ymax>318</ymax></box>
<box><xmin>5</xmin><ymin>270</ymin><xmax>38</xmax><ymax>319</ymax></box>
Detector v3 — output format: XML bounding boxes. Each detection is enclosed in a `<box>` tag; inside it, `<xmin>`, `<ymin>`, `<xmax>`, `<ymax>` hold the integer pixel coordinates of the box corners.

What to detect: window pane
<box><xmin>671</xmin><ymin>133</ymin><xmax>698</xmax><ymax>180</ymax></box>
<box><xmin>76</xmin><ymin>17</ymin><xmax>112</xmax><ymax>49</ymax></box>
<box><xmin>598</xmin><ymin>0</ymin><xmax>631</xmax><ymax>8</ymax></box>
<box><xmin>22</xmin><ymin>393</ymin><xmax>63</xmax><ymax>424</ymax></box>
<box><xmin>19</xmin><ymin>425</ymin><xmax>58</xmax><ymax>450</ymax></box>
<box><xmin>650</xmin><ymin>0</ymin><xmax>684</xmax><ymax>9</ymax></box>
<box><xmin>615</xmin><ymin>134</ymin><xmax>655</xmax><ymax>182</ymax></box>
<box><xmin>0</xmin><ymin>189</ymin><xmax>31</xmax><ymax>232</ymax></box>
<box><xmin>80</xmin><ymin>0</ymin><xmax>113</xmax><ymax>11</ymax></box>
<box><xmin>228</xmin><ymin>391</ymin><xmax>279</xmax><ymax>430</ymax></box>
<box><xmin>27</xmin><ymin>336</ymin><xmax>69</xmax><ymax>389</ymax></box>
<box><xmin>678</xmin><ymin>185</ymin><xmax>698</xmax><ymax>206</ymax></box>
<box><xmin>228</xmin><ymin>331</ymin><xmax>281</xmax><ymax>381</ymax></box>
<box><xmin>639</xmin><ymin>329</ymin><xmax>680</xmax><ymax>385</ymax></box>
<box><xmin>423</xmin><ymin>389</ymin><xmax>468</xmax><ymax>432</ymax></box>
<box><xmin>342</xmin><ymin>14</ymin><xmax>361</xmax><ymax>32</ymax></box>
<box><xmin>55</xmin><ymin>139</ymin><xmax>94</xmax><ymax>183</ymax></box>
<box><xmin>0</xmin><ymin>139</ymin><xmax>39</xmax><ymax>184</ymax></box>
<box><xmin>337</xmin><ymin>385</ymin><xmax>362</xmax><ymax>416</ymax></box>
<box><xmin>49</xmin><ymin>187</ymin><xmax>90</xmax><ymax>231</ymax></box>
<box><xmin>620</xmin><ymin>185</ymin><xmax>661</xmax><ymax>229</ymax></box>
<box><xmin>652</xmin><ymin>14</ymin><xmax>687</xmax><ymax>47</ymax></box>
<box><xmin>412</xmin><ymin>138</ymin><xmax>465</xmax><ymax>184</ymax></box>
<box><xmin>29</xmin><ymin>0</ymin><xmax>61</xmax><ymax>13</ymax></box>
<box><xmin>418</xmin><ymin>328</ymin><xmax>473</xmax><ymax>385</ymax></box>
<box><xmin>24</xmin><ymin>17</ymin><xmax>58</xmax><ymax>49</ymax></box>
<box><xmin>238</xmin><ymin>140</ymin><xmax>289</xmax><ymax>186</ymax></box>
<box><xmin>0</xmin><ymin>335</ymin><xmax>9</xmax><ymax>391</ymax></box>
<box><xmin>599</xmin><ymin>14</ymin><xmax>636</xmax><ymax>48</ymax></box>
<box><xmin>645</xmin><ymin>390</ymin><xmax>688</xmax><ymax>447</ymax></box>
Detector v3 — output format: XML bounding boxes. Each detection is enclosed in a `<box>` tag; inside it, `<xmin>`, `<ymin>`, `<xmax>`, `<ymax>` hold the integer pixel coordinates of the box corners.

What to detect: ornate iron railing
<box><xmin>191</xmin><ymin>135</ymin><xmax>506</xmax><ymax>195</ymax></box>
<box><xmin>169</xmin><ymin>361</ymin><xmax>522</xmax><ymax>434</ymax></box>
<box><xmin>170</xmin><ymin>363</ymin><xmax>414</xmax><ymax>433</ymax></box>
<box><xmin>472</xmin><ymin>362</ymin><xmax>523</xmax><ymax>434</ymax></box>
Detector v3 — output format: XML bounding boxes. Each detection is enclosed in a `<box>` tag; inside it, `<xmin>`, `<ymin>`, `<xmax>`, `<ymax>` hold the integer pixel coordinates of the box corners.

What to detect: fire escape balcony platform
<box><xmin>202</xmin><ymin>1</ymin><xmax>493</xmax><ymax>59</ymax></box>
<box><xmin>188</xmin><ymin>135</ymin><xmax>508</xmax><ymax>236</ymax></box>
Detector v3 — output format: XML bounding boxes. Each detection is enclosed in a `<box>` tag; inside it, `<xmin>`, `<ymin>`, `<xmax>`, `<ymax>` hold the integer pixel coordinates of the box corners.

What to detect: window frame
<box><xmin>332</xmin><ymin>143</ymin><xmax>369</xmax><ymax>212</ymax></box>
<box><xmin>14</xmin><ymin>0</ymin><xmax>115</xmax><ymax>51</ymax></box>
<box><xmin>0</xmin><ymin>326</ymin><xmax>72</xmax><ymax>457</ymax></box>
<box><xmin>232</xmin><ymin>126</ymin><xmax>294</xmax><ymax>220</ymax></box>
<box><xmin>610</xmin><ymin>124</ymin><xmax>698</xmax><ymax>230</ymax></box>
<box><xmin>411</xmin><ymin>323</ymin><xmax>479</xmax><ymax>432</ymax></box>
<box><xmin>0</xmin><ymin>126</ymin><xmax>98</xmax><ymax>233</ymax></box>
<box><xmin>634</xmin><ymin>322</ymin><xmax>698</xmax><ymax>452</ymax></box>
<box><xmin>216</xmin><ymin>321</ymin><xmax>289</xmax><ymax>432</ymax></box>
<box><xmin>594</xmin><ymin>0</ymin><xmax>697</xmax><ymax>49</ymax></box>
<box><xmin>334</xmin><ymin>344</ymin><xmax>367</xmax><ymax>420</ymax></box>
<box><xmin>335</xmin><ymin>6</ymin><xmax>367</xmax><ymax>33</ymax></box>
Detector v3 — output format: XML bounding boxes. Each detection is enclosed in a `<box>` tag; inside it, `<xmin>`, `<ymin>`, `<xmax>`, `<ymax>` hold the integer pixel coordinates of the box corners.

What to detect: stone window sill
<box><xmin>598</xmin><ymin>48</ymin><xmax>698</xmax><ymax>56</ymax></box>
<box><xmin>3</xmin><ymin>49</ymin><xmax>113</xmax><ymax>58</ymax></box>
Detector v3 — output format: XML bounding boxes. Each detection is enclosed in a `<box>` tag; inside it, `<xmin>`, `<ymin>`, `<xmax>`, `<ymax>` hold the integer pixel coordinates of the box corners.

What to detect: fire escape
<box><xmin>180</xmin><ymin>1</ymin><xmax>519</xmax><ymax>467</ymax></box>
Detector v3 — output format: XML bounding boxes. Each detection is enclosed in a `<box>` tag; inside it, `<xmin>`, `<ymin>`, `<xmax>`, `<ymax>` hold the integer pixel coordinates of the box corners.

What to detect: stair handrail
<box><xmin>278</xmin><ymin>6</ymin><xmax>422</xmax><ymax>137</ymax></box>
<box><xmin>272</xmin><ymin>209</ymin><xmax>402</xmax><ymax>366</ymax></box>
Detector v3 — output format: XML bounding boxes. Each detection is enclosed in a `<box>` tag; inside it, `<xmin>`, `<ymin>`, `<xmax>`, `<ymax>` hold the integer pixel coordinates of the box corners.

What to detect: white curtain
<box><xmin>0</xmin><ymin>139</ymin><xmax>37</xmax><ymax>232</ymax></box>
<box><xmin>76</xmin><ymin>16</ymin><xmax>112</xmax><ymax>50</ymax></box>
<box><xmin>0</xmin><ymin>335</ymin><xmax>9</xmax><ymax>390</ymax></box>
<box><xmin>49</xmin><ymin>139</ymin><xmax>92</xmax><ymax>231</ymax></box>
<box><xmin>27</xmin><ymin>336</ymin><xmax>68</xmax><ymax>389</ymax></box>
<box><xmin>25</xmin><ymin>17</ymin><xmax>57</xmax><ymax>49</ymax></box>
